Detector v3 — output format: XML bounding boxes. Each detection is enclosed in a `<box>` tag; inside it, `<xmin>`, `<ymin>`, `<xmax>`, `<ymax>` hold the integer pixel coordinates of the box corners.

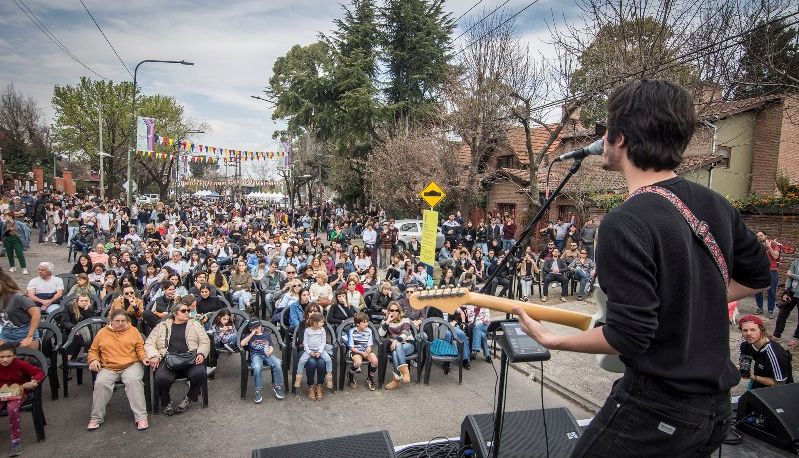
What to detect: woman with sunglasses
<box><xmin>108</xmin><ymin>286</ymin><xmax>144</xmax><ymax>326</ymax></box>
<box><xmin>145</xmin><ymin>297</ymin><xmax>210</xmax><ymax>416</ymax></box>
<box><xmin>379</xmin><ymin>301</ymin><xmax>415</xmax><ymax>390</ymax></box>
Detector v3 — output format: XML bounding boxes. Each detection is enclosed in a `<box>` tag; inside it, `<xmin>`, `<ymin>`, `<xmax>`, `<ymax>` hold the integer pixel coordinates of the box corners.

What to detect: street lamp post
<box><xmin>126</xmin><ymin>59</ymin><xmax>194</xmax><ymax>206</ymax></box>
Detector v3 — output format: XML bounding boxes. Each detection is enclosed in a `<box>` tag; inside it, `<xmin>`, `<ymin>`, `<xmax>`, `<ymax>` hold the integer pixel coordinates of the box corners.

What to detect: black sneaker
<box><xmin>463</xmin><ymin>360</ymin><xmax>471</xmax><ymax>370</ymax></box>
<box><xmin>254</xmin><ymin>388</ymin><xmax>263</xmax><ymax>404</ymax></box>
<box><xmin>163</xmin><ymin>402</ymin><xmax>175</xmax><ymax>416</ymax></box>
<box><xmin>443</xmin><ymin>362</ymin><xmax>450</xmax><ymax>374</ymax></box>
<box><xmin>273</xmin><ymin>385</ymin><xmax>285</xmax><ymax>400</ymax></box>
<box><xmin>175</xmin><ymin>396</ymin><xmax>190</xmax><ymax>414</ymax></box>
<box><xmin>367</xmin><ymin>378</ymin><xmax>376</xmax><ymax>391</ymax></box>
<box><xmin>485</xmin><ymin>355</ymin><xmax>492</xmax><ymax>363</ymax></box>
<box><xmin>756</xmin><ymin>308</ymin><xmax>764</xmax><ymax>315</ymax></box>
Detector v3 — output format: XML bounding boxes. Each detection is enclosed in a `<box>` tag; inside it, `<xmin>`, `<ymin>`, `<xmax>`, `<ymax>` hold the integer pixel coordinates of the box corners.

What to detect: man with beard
<box><xmin>513</xmin><ymin>80</ymin><xmax>771</xmax><ymax>456</ymax></box>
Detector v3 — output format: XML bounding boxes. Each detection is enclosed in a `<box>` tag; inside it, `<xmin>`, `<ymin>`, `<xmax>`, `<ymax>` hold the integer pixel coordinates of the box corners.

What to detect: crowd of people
<box><xmin>0</xmin><ymin>186</ymin><xmax>795</xmax><ymax>453</ymax></box>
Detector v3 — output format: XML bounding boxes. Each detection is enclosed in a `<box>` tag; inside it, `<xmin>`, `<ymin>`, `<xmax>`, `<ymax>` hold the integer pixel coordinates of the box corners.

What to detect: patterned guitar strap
<box><xmin>628</xmin><ymin>185</ymin><xmax>730</xmax><ymax>287</ymax></box>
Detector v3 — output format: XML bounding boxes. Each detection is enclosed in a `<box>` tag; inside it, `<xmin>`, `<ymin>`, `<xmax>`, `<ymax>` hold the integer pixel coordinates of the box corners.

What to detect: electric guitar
<box><xmin>407</xmin><ymin>283</ymin><xmax>625</xmax><ymax>372</ymax></box>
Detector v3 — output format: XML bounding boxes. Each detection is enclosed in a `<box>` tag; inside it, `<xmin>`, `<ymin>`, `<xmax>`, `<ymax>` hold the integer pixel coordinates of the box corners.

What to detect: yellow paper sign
<box><xmin>419</xmin><ymin>181</ymin><xmax>446</xmax><ymax>208</ymax></box>
<box><xmin>420</xmin><ymin>209</ymin><xmax>439</xmax><ymax>266</ymax></box>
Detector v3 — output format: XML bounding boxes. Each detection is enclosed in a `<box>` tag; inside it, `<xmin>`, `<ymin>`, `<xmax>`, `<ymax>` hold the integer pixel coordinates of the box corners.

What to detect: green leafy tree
<box><xmin>52</xmin><ymin>78</ymin><xmax>135</xmax><ymax>197</ymax></box>
<box><xmin>736</xmin><ymin>19</ymin><xmax>799</xmax><ymax>99</ymax></box>
<box><xmin>0</xmin><ymin>84</ymin><xmax>51</xmax><ymax>179</ymax></box>
<box><xmin>380</xmin><ymin>0</ymin><xmax>454</xmax><ymax>132</ymax></box>
<box><xmin>570</xmin><ymin>16</ymin><xmax>697</xmax><ymax>124</ymax></box>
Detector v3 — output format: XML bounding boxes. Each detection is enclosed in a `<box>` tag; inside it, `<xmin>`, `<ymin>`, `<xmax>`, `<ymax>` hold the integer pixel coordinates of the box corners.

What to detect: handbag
<box><xmin>163</xmin><ymin>324</ymin><xmax>197</xmax><ymax>372</ymax></box>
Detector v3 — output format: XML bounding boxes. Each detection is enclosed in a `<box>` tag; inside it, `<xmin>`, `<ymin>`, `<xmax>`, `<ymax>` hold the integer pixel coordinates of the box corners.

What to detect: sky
<box><xmin>0</xmin><ymin>0</ymin><xmax>577</xmax><ymax>179</ymax></box>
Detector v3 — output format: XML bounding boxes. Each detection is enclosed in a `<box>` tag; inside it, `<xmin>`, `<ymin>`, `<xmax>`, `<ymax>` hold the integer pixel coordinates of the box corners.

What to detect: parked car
<box><xmin>395</xmin><ymin>219</ymin><xmax>445</xmax><ymax>251</ymax></box>
<box><xmin>136</xmin><ymin>194</ymin><xmax>160</xmax><ymax>205</ymax></box>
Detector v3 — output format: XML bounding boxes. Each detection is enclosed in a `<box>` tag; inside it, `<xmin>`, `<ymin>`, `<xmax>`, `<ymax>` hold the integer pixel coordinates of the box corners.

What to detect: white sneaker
<box><xmin>21</xmin><ymin>269</ymin><xmax>28</xmax><ymax>275</ymax></box>
<box><xmin>8</xmin><ymin>267</ymin><xmax>15</xmax><ymax>273</ymax></box>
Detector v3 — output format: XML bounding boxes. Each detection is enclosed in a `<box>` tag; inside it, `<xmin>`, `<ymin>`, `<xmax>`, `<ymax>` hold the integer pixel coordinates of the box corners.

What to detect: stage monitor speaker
<box><xmin>736</xmin><ymin>383</ymin><xmax>799</xmax><ymax>452</ymax></box>
<box><xmin>461</xmin><ymin>407</ymin><xmax>581</xmax><ymax>457</ymax></box>
<box><xmin>252</xmin><ymin>430</ymin><xmax>395</xmax><ymax>458</ymax></box>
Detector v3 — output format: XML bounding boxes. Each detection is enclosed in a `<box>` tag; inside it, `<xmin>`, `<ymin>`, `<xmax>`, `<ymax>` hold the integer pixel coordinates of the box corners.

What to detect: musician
<box><xmin>754</xmin><ymin>231</ymin><xmax>780</xmax><ymax>318</ymax></box>
<box><xmin>513</xmin><ymin>79</ymin><xmax>771</xmax><ymax>456</ymax></box>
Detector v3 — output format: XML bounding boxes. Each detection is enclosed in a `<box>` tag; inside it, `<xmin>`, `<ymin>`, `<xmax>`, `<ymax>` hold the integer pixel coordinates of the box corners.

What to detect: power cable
<box><xmin>11</xmin><ymin>0</ymin><xmax>110</xmax><ymax>81</ymax></box>
<box><xmin>454</xmin><ymin>0</ymin><xmax>542</xmax><ymax>57</ymax></box>
<box><xmin>453</xmin><ymin>0</ymin><xmax>485</xmax><ymax>23</ymax></box>
<box><xmin>452</xmin><ymin>0</ymin><xmax>512</xmax><ymax>43</ymax></box>
<box><xmin>79</xmin><ymin>0</ymin><xmax>134</xmax><ymax>78</ymax></box>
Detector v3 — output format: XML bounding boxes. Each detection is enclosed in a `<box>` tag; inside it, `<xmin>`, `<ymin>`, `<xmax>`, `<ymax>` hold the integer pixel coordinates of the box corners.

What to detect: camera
<box><xmin>739</xmin><ymin>355</ymin><xmax>753</xmax><ymax>378</ymax></box>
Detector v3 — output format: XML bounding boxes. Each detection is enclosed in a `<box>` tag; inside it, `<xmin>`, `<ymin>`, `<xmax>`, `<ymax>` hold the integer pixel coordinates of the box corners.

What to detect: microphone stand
<box><xmin>481</xmin><ymin>157</ymin><xmax>585</xmax><ymax>458</ymax></box>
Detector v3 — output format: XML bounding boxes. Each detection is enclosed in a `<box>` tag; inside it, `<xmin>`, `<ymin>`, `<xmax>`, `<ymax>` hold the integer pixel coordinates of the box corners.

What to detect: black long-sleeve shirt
<box><xmin>596</xmin><ymin>177</ymin><xmax>770</xmax><ymax>394</ymax></box>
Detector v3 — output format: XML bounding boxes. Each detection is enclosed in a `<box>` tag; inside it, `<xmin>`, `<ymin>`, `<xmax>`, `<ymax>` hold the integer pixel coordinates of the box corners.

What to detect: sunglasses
<box><xmin>286</xmin><ymin>271</ymin><xmax>296</xmax><ymax>274</ymax></box>
<box><xmin>177</xmin><ymin>309</ymin><xmax>190</xmax><ymax>314</ymax></box>
<box><xmin>388</xmin><ymin>308</ymin><xmax>400</xmax><ymax>312</ymax></box>
<box><xmin>124</xmin><ymin>291</ymin><xmax>135</xmax><ymax>296</ymax></box>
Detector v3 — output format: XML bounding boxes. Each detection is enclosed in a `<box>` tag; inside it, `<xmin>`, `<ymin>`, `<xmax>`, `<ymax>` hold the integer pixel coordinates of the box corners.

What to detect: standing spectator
<box><xmin>773</xmin><ymin>290</ymin><xmax>798</xmax><ymax>347</ymax></box>
<box><xmin>25</xmin><ymin>262</ymin><xmax>64</xmax><ymax>313</ymax></box>
<box><xmin>377</xmin><ymin>222</ymin><xmax>393</xmax><ymax>270</ymax></box>
<box><xmin>2</xmin><ymin>213</ymin><xmax>27</xmax><ymax>275</ymax></box>
<box><xmin>501</xmin><ymin>216</ymin><xmax>517</xmax><ymax>252</ymax></box>
<box><xmin>579</xmin><ymin>218</ymin><xmax>597</xmax><ymax>259</ymax></box>
<box><xmin>541</xmin><ymin>249</ymin><xmax>569</xmax><ymax>303</ymax></box>
<box><xmin>442</xmin><ymin>214</ymin><xmax>461</xmax><ymax>246</ymax></box>
<box><xmin>462</xmin><ymin>221</ymin><xmax>476</xmax><ymax>252</ymax></box>
<box><xmin>361</xmin><ymin>222</ymin><xmax>378</xmax><ymax>267</ymax></box>
<box><xmin>754</xmin><ymin>231</ymin><xmax>779</xmax><ymax>318</ymax></box>
<box><xmin>551</xmin><ymin>213</ymin><xmax>575</xmax><ymax>251</ymax></box>
<box><xmin>475</xmin><ymin>220</ymin><xmax>488</xmax><ymax>255</ymax></box>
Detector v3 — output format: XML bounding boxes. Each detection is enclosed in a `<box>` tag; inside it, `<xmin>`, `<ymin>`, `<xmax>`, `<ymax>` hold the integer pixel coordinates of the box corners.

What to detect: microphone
<box><xmin>552</xmin><ymin>139</ymin><xmax>604</xmax><ymax>162</ymax></box>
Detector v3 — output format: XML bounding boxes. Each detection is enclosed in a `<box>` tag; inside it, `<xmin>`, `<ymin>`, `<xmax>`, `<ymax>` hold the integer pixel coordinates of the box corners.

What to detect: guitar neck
<box><xmin>470</xmin><ymin>295</ymin><xmax>592</xmax><ymax>331</ymax></box>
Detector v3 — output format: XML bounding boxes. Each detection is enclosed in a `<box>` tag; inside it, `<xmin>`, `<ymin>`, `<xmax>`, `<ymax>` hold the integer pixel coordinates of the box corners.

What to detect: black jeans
<box><xmin>155</xmin><ymin>363</ymin><xmax>206</xmax><ymax>407</ymax></box>
<box><xmin>543</xmin><ymin>273</ymin><xmax>568</xmax><ymax>297</ymax></box>
<box><xmin>774</xmin><ymin>297</ymin><xmax>799</xmax><ymax>339</ymax></box>
<box><xmin>572</xmin><ymin>370</ymin><xmax>732</xmax><ymax>457</ymax></box>
<box><xmin>305</xmin><ymin>356</ymin><xmax>326</xmax><ymax>385</ymax></box>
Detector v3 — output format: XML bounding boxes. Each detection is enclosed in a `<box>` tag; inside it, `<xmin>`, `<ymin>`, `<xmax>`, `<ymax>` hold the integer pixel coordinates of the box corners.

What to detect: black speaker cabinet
<box><xmin>737</xmin><ymin>384</ymin><xmax>799</xmax><ymax>452</ymax></box>
<box><xmin>252</xmin><ymin>430</ymin><xmax>395</xmax><ymax>458</ymax></box>
<box><xmin>461</xmin><ymin>408</ymin><xmax>582</xmax><ymax>457</ymax></box>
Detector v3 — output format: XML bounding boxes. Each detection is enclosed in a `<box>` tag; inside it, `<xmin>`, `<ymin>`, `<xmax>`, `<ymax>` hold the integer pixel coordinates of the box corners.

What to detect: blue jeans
<box><xmin>297</xmin><ymin>350</ymin><xmax>332</xmax><ymax>373</ymax></box>
<box><xmin>471</xmin><ymin>322</ymin><xmax>489</xmax><ymax>357</ymax></box>
<box><xmin>554</xmin><ymin>239</ymin><xmax>565</xmax><ymax>251</ymax></box>
<box><xmin>573</xmin><ymin>268</ymin><xmax>591</xmax><ymax>298</ymax></box>
<box><xmin>67</xmin><ymin>226</ymin><xmax>79</xmax><ymax>244</ymax></box>
<box><xmin>390</xmin><ymin>342</ymin><xmax>415</xmax><ymax>368</ymax></box>
<box><xmin>755</xmin><ymin>270</ymin><xmax>778</xmax><ymax>313</ymax></box>
<box><xmin>445</xmin><ymin>328</ymin><xmax>469</xmax><ymax>360</ymax></box>
<box><xmin>231</xmin><ymin>290</ymin><xmax>252</xmax><ymax>311</ymax></box>
<box><xmin>250</xmin><ymin>354</ymin><xmax>283</xmax><ymax>389</ymax></box>
<box><xmin>305</xmin><ymin>356</ymin><xmax>326</xmax><ymax>385</ymax></box>
<box><xmin>479</xmin><ymin>243</ymin><xmax>488</xmax><ymax>255</ymax></box>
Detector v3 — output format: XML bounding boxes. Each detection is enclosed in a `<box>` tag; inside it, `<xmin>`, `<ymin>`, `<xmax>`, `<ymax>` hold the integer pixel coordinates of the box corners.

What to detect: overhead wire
<box><xmin>453</xmin><ymin>0</ymin><xmax>542</xmax><ymax>57</ymax></box>
<box><xmin>452</xmin><ymin>0</ymin><xmax>512</xmax><ymax>42</ymax></box>
<box><xmin>79</xmin><ymin>0</ymin><xmax>133</xmax><ymax>78</ymax></box>
<box><xmin>453</xmin><ymin>0</ymin><xmax>485</xmax><ymax>23</ymax></box>
<box><xmin>11</xmin><ymin>0</ymin><xmax>110</xmax><ymax>81</ymax></box>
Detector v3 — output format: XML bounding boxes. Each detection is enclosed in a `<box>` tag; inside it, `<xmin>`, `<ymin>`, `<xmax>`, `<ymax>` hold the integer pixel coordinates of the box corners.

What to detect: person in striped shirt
<box><xmin>346</xmin><ymin>313</ymin><xmax>378</xmax><ymax>391</ymax></box>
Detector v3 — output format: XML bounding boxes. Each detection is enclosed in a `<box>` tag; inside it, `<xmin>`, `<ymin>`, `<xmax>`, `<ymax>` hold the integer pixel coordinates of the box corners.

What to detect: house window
<box><xmin>717</xmin><ymin>146</ymin><xmax>730</xmax><ymax>168</ymax></box>
<box><xmin>497</xmin><ymin>203</ymin><xmax>516</xmax><ymax>219</ymax></box>
<box><xmin>496</xmin><ymin>155</ymin><xmax>518</xmax><ymax>169</ymax></box>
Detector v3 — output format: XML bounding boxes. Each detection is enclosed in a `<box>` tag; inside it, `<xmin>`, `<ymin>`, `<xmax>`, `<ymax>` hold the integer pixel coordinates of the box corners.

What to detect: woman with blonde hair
<box><xmin>379</xmin><ymin>301</ymin><xmax>415</xmax><ymax>390</ymax></box>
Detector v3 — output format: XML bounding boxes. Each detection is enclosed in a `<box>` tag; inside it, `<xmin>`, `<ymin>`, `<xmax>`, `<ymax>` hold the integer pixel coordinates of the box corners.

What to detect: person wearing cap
<box><xmin>738</xmin><ymin>314</ymin><xmax>792</xmax><ymax>389</ymax></box>
<box><xmin>239</xmin><ymin>317</ymin><xmax>284</xmax><ymax>403</ymax></box>
<box><xmin>71</xmin><ymin>226</ymin><xmax>95</xmax><ymax>256</ymax></box>
<box><xmin>144</xmin><ymin>298</ymin><xmax>210</xmax><ymax>416</ymax></box>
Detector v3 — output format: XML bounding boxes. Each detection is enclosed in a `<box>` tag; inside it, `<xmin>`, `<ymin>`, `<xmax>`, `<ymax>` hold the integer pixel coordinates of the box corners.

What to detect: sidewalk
<box><xmin>511</xmin><ymin>295</ymin><xmax>799</xmax><ymax>413</ymax></box>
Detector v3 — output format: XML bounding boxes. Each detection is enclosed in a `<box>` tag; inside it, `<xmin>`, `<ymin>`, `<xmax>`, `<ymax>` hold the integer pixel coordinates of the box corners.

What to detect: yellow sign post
<box><xmin>419</xmin><ymin>181</ymin><xmax>446</xmax><ymax>208</ymax></box>
<box><xmin>420</xmin><ymin>209</ymin><xmax>438</xmax><ymax>266</ymax></box>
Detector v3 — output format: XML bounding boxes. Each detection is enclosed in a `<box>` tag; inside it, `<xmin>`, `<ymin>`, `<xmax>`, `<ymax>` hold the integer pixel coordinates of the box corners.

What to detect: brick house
<box><xmin>470</xmin><ymin>93</ymin><xmax>799</xmax><ymax>237</ymax></box>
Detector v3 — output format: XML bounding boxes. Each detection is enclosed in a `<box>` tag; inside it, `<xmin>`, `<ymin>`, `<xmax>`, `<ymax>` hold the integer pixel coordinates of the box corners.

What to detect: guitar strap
<box><xmin>628</xmin><ymin>185</ymin><xmax>729</xmax><ymax>287</ymax></box>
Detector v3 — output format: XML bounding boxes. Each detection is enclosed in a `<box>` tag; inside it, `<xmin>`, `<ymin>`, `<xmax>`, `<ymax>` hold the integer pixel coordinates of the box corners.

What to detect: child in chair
<box><xmin>346</xmin><ymin>313</ymin><xmax>378</xmax><ymax>391</ymax></box>
<box><xmin>0</xmin><ymin>342</ymin><xmax>45</xmax><ymax>456</ymax></box>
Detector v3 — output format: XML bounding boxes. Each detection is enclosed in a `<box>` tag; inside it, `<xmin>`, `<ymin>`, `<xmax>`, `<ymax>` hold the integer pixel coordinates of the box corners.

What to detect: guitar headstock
<box><xmin>408</xmin><ymin>287</ymin><xmax>472</xmax><ymax>314</ymax></box>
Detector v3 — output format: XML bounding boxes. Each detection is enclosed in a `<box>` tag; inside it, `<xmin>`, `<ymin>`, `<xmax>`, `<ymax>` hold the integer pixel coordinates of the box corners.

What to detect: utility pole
<box><xmin>99</xmin><ymin>97</ymin><xmax>105</xmax><ymax>199</ymax></box>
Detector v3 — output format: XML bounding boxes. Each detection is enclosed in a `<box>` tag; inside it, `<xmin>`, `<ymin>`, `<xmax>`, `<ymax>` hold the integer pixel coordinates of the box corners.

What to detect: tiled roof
<box><xmin>675</xmin><ymin>154</ymin><xmax>725</xmax><ymax>174</ymax></box>
<box><xmin>697</xmin><ymin>94</ymin><xmax>785</xmax><ymax>120</ymax></box>
<box><xmin>486</xmin><ymin>157</ymin><xmax>626</xmax><ymax>194</ymax></box>
<box><xmin>455</xmin><ymin>124</ymin><xmax>564</xmax><ymax>166</ymax></box>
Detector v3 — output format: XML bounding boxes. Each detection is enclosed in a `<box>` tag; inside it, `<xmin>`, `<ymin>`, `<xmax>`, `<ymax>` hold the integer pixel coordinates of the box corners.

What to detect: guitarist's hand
<box><xmin>513</xmin><ymin>305</ymin><xmax>557</xmax><ymax>348</ymax></box>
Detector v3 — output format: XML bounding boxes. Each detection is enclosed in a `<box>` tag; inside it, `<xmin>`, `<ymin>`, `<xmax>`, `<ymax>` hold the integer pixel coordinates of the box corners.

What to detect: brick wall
<box><xmin>750</xmin><ymin>102</ymin><xmax>784</xmax><ymax>195</ymax></box>
<box><xmin>741</xmin><ymin>212</ymin><xmax>799</xmax><ymax>288</ymax></box>
<box><xmin>777</xmin><ymin>97</ymin><xmax>799</xmax><ymax>185</ymax></box>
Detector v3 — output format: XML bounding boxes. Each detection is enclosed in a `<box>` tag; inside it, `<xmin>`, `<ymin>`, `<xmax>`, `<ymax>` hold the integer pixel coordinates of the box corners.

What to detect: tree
<box><xmin>380</xmin><ymin>0</ymin><xmax>454</xmax><ymax>133</ymax></box>
<box><xmin>52</xmin><ymin>77</ymin><xmax>134</xmax><ymax>197</ymax></box>
<box><xmin>736</xmin><ymin>18</ymin><xmax>799</xmax><ymax>99</ymax></box>
<box><xmin>0</xmin><ymin>84</ymin><xmax>51</xmax><ymax>178</ymax></box>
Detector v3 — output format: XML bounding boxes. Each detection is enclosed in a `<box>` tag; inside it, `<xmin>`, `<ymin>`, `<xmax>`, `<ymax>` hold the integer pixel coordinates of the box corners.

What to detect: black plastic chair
<box><xmin>59</xmin><ymin>317</ymin><xmax>107</xmax><ymax>397</ymax></box>
<box><xmin>205</xmin><ymin>308</ymin><xmax>249</xmax><ymax>377</ymax></box>
<box><xmin>418</xmin><ymin>317</ymin><xmax>464</xmax><ymax>385</ymax></box>
<box><xmin>335</xmin><ymin>318</ymin><xmax>383</xmax><ymax>390</ymax></box>
<box><xmin>42</xmin><ymin>304</ymin><xmax>66</xmax><ymax>325</ymax></box>
<box><xmin>151</xmin><ymin>356</ymin><xmax>209</xmax><ymax>412</ymax></box>
<box><xmin>36</xmin><ymin>321</ymin><xmax>63</xmax><ymax>400</ymax></box>
<box><xmin>1</xmin><ymin>349</ymin><xmax>48</xmax><ymax>442</ymax></box>
<box><xmin>377</xmin><ymin>322</ymin><xmax>421</xmax><ymax>387</ymax></box>
<box><xmin>59</xmin><ymin>292</ymin><xmax>103</xmax><ymax>317</ymax></box>
<box><xmin>289</xmin><ymin>323</ymin><xmax>338</xmax><ymax>393</ymax></box>
<box><xmin>56</xmin><ymin>273</ymin><xmax>76</xmax><ymax>296</ymax></box>
<box><xmin>236</xmin><ymin>321</ymin><xmax>285</xmax><ymax>399</ymax></box>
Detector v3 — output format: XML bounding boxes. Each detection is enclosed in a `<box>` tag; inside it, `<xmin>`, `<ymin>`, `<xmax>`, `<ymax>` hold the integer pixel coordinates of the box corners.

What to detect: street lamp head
<box><xmin>180</xmin><ymin>60</ymin><xmax>194</xmax><ymax>66</ymax></box>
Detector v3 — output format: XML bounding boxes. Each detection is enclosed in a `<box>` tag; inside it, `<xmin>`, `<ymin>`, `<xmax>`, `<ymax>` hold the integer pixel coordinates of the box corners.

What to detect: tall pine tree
<box><xmin>736</xmin><ymin>19</ymin><xmax>799</xmax><ymax>99</ymax></box>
